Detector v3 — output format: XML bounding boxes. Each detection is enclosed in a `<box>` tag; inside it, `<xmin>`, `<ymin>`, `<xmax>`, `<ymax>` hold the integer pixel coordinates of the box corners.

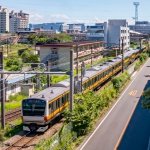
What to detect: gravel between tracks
<box><xmin>1</xmin><ymin>118</ymin><xmax>65</xmax><ymax>150</ymax></box>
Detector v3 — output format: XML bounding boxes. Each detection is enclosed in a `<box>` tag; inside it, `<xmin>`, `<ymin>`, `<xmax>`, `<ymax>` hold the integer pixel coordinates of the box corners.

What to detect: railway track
<box><xmin>0</xmin><ymin>107</ymin><xmax>21</xmax><ymax>123</ymax></box>
<box><xmin>6</xmin><ymin>132</ymin><xmax>38</xmax><ymax>150</ymax></box>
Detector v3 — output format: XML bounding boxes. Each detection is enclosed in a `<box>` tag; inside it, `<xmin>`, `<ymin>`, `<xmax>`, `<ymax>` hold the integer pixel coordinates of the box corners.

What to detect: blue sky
<box><xmin>1</xmin><ymin>0</ymin><xmax>150</xmax><ymax>25</ymax></box>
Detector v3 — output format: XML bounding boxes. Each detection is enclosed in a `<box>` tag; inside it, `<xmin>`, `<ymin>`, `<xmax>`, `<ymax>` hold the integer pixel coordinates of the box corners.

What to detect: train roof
<box><xmin>24</xmin><ymin>49</ymin><xmax>140</xmax><ymax>102</ymax></box>
<box><xmin>27</xmin><ymin>85</ymin><xmax>69</xmax><ymax>102</ymax></box>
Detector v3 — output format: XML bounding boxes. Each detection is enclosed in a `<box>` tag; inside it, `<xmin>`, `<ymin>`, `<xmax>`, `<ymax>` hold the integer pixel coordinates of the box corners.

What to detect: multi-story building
<box><xmin>129</xmin><ymin>21</ymin><xmax>150</xmax><ymax>34</ymax></box>
<box><xmin>37</xmin><ymin>41</ymin><xmax>105</xmax><ymax>71</ymax></box>
<box><xmin>67</xmin><ymin>23</ymin><xmax>85</xmax><ymax>31</ymax></box>
<box><xmin>29</xmin><ymin>22</ymin><xmax>67</xmax><ymax>32</ymax></box>
<box><xmin>0</xmin><ymin>6</ymin><xmax>9</xmax><ymax>33</ymax></box>
<box><xmin>60</xmin><ymin>24</ymin><xmax>69</xmax><ymax>32</ymax></box>
<box><xmin>107</xmin><ymin>19</ymin><xmax>130</xmax><ymax>50</ymax></box>
<box><xmin>86</xmin><ymin>22</ymin><xmax>108</xmax><ymax>42</ymax></box>
<box><xmin>9</xmin><ymin>10</ymin><xmax>29</xmax><ymax>33</ymax></box>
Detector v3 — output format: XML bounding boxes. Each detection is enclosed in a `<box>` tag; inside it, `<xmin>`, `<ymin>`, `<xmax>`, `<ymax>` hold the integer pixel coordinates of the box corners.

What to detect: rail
<box><xmin>0</xmin><ymin>108</ymin><xmax>21</xmax><ymax>123</ymax></box>
<box><xmin>6</xmin><ymin>132</ymin><xmax>38</xmax><ymax>150</ymax></box>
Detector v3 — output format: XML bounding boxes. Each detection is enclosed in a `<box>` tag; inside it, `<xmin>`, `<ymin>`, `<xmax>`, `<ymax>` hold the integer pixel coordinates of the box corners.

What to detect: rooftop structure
<box><xmin>9</xmin><ymin>10</ymin><xmax>29</xmax><ymax>33</ymax></box>
<box><xmin>0</xmin><ymin>6</ymin><xmax>9</xmax><ymax>33</ymax></box>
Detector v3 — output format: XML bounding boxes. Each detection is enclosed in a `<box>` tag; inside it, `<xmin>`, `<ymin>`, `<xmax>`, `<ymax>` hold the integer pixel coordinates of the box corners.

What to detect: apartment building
<box><xmin>37</xmin><ymin>41</ymin><xmax>104</xmax><ymax>71</ymax></box>
<box><xmin>67</xmin><ymin>23</ymin><xmax>85</xmax><ymax>31</ymax></box>
<box><xmin>9</xmin><ymin>10</ymin><xmax>29</xmax><ymax>33</ymax></box>
<box><xmin>86</xmin><ymin>22</ymin><xmax>108</xmax><ymax>42</ymax></box>
<box><xmin>129</xmin><ymin>21</ymin><xmax>150</xmax><ymax>34</ymax></box>
<box><xmin>0</xmin><ymin>6</ymin><xmax>9</xmax><ymax>33</ymax></box>
<box><xmin>107</xmin><ymin>19</ymin><xmax>130</xmax><ymax>50</ymax></box>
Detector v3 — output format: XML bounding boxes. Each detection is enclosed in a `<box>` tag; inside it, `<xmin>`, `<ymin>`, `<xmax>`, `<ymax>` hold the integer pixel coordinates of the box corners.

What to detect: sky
<box><xmin>1</xmin><ymin>0</ymin><xmax>150</xmax><ymax>25</ymax></box>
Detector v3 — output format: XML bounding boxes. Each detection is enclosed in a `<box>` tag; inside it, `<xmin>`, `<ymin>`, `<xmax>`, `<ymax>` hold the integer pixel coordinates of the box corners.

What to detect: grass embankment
<box><xmin>0</xmin><ymin>94</ymin><xmax>27</xmax><ymax>111</ymax></box>
<box><xmin>0</xmin><ymin>118</ymin><xmax>23</xmax><ymax>143</ymax></box>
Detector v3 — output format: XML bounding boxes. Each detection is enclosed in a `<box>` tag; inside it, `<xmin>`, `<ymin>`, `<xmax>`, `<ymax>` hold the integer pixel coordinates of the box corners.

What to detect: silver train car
<box><xmin>21</xmin><ymin>48</ymin><xmax>144</xmax><ymax>132</ymax></box>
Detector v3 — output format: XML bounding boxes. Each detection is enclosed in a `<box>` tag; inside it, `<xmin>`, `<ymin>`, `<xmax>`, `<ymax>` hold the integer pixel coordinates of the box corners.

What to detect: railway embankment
<box><xmin>0</xmin><ymin>51</ymin><xmax>149</xmax><ymax>150</ymax></box>
<box><xmin>33</xmin><ymin>53</ymin><xmax>149</xmax><ymax>150</ymax></box>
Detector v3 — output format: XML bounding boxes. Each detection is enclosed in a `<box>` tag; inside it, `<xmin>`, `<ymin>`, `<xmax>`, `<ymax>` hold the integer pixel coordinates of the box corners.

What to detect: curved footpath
<box><xmin>78</xmin><ymin>58</ymin><xmax>150</xmax><ymax>150</ymax></box>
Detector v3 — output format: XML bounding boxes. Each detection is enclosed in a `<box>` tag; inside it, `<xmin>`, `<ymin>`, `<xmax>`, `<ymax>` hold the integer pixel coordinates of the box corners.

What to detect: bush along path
<box><xmin>34</xmin><ymin>52</ymin><xmax>149</xmax><ymax>150</ymax></box>
<box><xmin>34</xmin><ymin>72</ymin><xmax>131</xmax><ymax>150</ymax></box>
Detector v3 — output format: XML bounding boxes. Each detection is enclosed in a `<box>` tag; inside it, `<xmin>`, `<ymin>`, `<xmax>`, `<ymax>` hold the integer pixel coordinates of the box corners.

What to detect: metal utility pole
<box><xmin>46</xmin><ymin>60</ymin><xmax>50</xmax><ymax>87</ymax></box>
<box><xmin>0</xmin><ymin>47</ymin><xmax>5</xmax><ymax>129</ymax></box>
<box><xmin>70</xmin><ymin>50</ymin><xmax>74</xmax><ymax>113</ymax></box>
<box><xmin>139</xmin><ymin>38</ymin><xmax>142</xmax><ymax>51</ymax></box>
<box><xmin>76</xmin><ymin>45</ymin><xmax>79</xmax><ymax>81</ymax></box>
<box><xmin>6</xmin><ymin>38</ymin><xmax>8</xmax><ymax>55</ymax></box>
<box><xmin>133</xmin><ymin>2</ymin><xmax>140</xmax><ymax>31</ymax></box>
<box><xmin>119</xmin><ymin>38</ymin><xmax>121</xmax><ymax>54</ymax></box>
<box><xmin>121</xmin><ymin>38</ymin><xmax>124</xmax><ymax>73</ymax></box>
<box><xmin>36</xmin><ymin>75</ymin><xmax>40</xmax><ymax>91</ymax></box>
<box><xmin>81</xmin><ymin>63</ymin><xmax>83</xmax><ymax>93</ymax></box>
<box><xmin>81</xmin><ymin>61</ymin><xmax>85</xmax><ymax>93</ymax></box>
<box><xmin>91</xmin><ymin>46</ymin><xmax>93</xmax><ymax>67</ymax></box>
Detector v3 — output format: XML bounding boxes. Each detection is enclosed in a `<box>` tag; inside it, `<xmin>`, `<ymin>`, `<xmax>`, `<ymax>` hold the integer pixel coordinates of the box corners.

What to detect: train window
<box><xmin>56</xmin><ymin>100</ymin><xmax>58</xmax><ymax>109</ymax></box>
<box><xmin>62</xmin><ymin>96</ymin><xmax>65</xmax><ymax>105</ymax></box>
<box><xmin>49</xmin><ymin>104</ymin><xmax>52</xmax><ymax>114</ymax></box>
<box><xmin>22</xmin><ymin>99</ymin><xmax>46</xmax><ymax>116</ymax></box>
<box><xmin>51</xmin><ymin>103</ymin><xmax>54</xmax><ymax>112</ymax></box>
<box><xmin>66</xmin><ymin>94</ymin><xmax>69</xmax><ymax>102</ymax></box>
<box><xmin>52</xmin><ymin>101</ymin><xmax>56</xmax><ymax>111</ymax></box>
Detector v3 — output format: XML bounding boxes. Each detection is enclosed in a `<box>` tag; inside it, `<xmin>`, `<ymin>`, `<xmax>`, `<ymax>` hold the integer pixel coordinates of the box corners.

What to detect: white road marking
<box><xmin>79</xmin><ymin>59</ymin><xmax>149</xmax><ymax>150</ymax></box>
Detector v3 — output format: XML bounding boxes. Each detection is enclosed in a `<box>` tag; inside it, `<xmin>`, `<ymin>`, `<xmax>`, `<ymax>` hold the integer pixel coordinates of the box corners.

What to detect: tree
<box><xmin>6</xmin><ymin>58</ymin><xmax>22</xmax><ymax>71</ymax></box>
<box><xmin>37</xmin><ymin>38</ymin><xmax>47</xmax><ymax>44</ymax></box>
<box><xmin>142</xmin><ymin>88</ymin><xmax>150</xmax><ymax>109</ymax></box>
<box><xmin>21</xmin><ymin>50</ymin><xmax>30</xmax><ymax>63</ymax></box>
<box><xmin>27</xmin><ymin>34</ymin><xmax>37</xmax><ymax>44</ymax></box>
<box><xmin>39</xmin><ymin>33</ymin><xmax>46</xmax><ymax>38</ymax></box>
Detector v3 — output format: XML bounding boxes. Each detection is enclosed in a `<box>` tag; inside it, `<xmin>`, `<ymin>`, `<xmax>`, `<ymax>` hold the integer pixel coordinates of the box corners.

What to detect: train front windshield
<box><xmin>22</xmin><ymin>99</ymin><xmax>46</xmax><ymax>116</ymax></box>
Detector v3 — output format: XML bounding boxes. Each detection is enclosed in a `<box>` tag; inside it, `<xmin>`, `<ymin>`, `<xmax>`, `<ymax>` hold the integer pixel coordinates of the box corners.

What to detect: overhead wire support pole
<box><xmin>76</xmin><ymin>45</ymin><xmax>79</xmax><ymax>81</ymax></box>
<box><xmin>7</xmin><ymin>38</ymin><xmax>8</xmax><ymax>55</ymax></box>
<box><xmin>69</xmin><ymin>50</ymin><xmax>74</xmax><ymax>113</ymax></box>
<box><xmin>47</xmin><ymin>60</ymin><xmax>50</xmax><ymax>87</ymax></box>
<box><xmin>91</xmin><ymin>46</ymin><xmax>93</xmax><ymax>67</ymax></box>
<box><xmin>0</xmin><ymin>47</ymin><xmax>5</xmax><ymax>129</ymax></box>
<box><xmin>119</xmin><ymin>38</ymin><xmax>121</xmax><ymax>54</ymax></box>
<box><xmin>122</xmin><ymin>38</ymin><xmax>124</xmax><ymax>73</ymax></box>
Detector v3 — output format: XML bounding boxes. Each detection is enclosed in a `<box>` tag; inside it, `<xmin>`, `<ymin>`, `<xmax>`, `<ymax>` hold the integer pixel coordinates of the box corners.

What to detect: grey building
<box><xmin>67</xmin><ymin>23</ymin><xmax>85</xmax><ymax>31</ymax></box>
<box><xmin>107</xmin><ymin>19</ymin><xmax>130</xmax><ymax>50</ymax></box>
<box><xmin>29</xmin><ymin>22</ymin><xmax>69</xmax><ymax>32</ymax></box>
<box><xmin>86</xmin><ymin>22</ymin><xmax>107</xmax><ymax>42</ymax></box>
<box><xmin>129</xmin><ymin>21</ymin><xmax>150</xmax><ymax>34</ymax></box>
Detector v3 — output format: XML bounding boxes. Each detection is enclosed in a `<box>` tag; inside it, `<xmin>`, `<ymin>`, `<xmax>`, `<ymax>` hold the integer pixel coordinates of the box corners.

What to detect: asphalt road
<box><xmin>79</xmin><ymin>59</ymin><xmax>150</xmax><ymax>150</ymax></box>
<box><xmin>117</xmin><ymin>80</ymin><xmax>150</xmax><ymax>150</ymax></box>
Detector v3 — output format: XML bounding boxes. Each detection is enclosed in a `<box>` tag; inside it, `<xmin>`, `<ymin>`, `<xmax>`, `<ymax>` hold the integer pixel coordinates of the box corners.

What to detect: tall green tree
<box><xmin>142</xmin><ymin>88</ymin><xmax>150</xmax><ymax>109</ymax></box>
<box><xmin>39</xmin><ymin>33</ymin><xmax>46</xmax><ymax>38</ymax></box>
<box><xmin>27</xmin><ymin>34</ymin><xmax>37</xmax><ymax>44</ymax></box>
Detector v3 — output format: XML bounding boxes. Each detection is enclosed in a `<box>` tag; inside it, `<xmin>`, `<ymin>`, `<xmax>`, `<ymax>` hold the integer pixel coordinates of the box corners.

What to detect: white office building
<box><xmin>107</xmin><ymin>20</ymin><xmax>130</xmax><ymax>50</ymax></box>
<box><xmin>9</xmin><ymin>10</ymin><xmax>29</xmax><ymax>33</ymax></box>
<box><xmin>86</xmin><ymin>22</ymin><xmax>108</xmax><ymax>42</ymax></box>
<box><xmin>0</xmin><ymin>6</ymin><xmax>9</xmax><ymax>33</ymax></box>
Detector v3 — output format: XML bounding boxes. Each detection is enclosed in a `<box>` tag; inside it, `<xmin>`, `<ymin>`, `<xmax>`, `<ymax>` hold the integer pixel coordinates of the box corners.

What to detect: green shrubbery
<box><xmin>0</xmin><ymin>118</ymin><xmax>22</xmax><ymax>142</ymax></box>
<box><xmin>135</xmin><ymin>53</ymin><xmax>148</xmax><ymax>71</ymax></box>
<box><xmin>64</xmin><ymin>72</ymin><xmax>130</xmax><ymax>136</ymax></box>
<box><xmin>6</xmin><ymin>58</ymin><xmax>22</xmax><ymax>71</ymax></box>
<box><xmin>8</xmin><ymin>94</ymin><xmax>28</xmax><ymax>102</ymax></box>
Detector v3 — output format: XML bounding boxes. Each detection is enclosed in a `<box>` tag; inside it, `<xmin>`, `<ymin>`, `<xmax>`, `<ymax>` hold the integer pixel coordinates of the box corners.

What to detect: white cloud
<box><xmin>94</xmin><ymin>17</ymin><xmax>101</xmax><ymax>23</ymax></box>
<box><xmin>50</xmin><ymin>14</ymin><xmax>70</xmax><ymax>20</ymax></box>
<box><xmin>30</xmin><ymin>13</ymin><xmax>44</xmax><ymax>23</ymax></box>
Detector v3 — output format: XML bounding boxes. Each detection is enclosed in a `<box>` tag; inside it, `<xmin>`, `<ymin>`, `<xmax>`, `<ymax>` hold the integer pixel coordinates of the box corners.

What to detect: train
<box><xmin>21</xmin><ymin>46</ymin><xmax>146</xmax><ymax>132</ymax></box>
